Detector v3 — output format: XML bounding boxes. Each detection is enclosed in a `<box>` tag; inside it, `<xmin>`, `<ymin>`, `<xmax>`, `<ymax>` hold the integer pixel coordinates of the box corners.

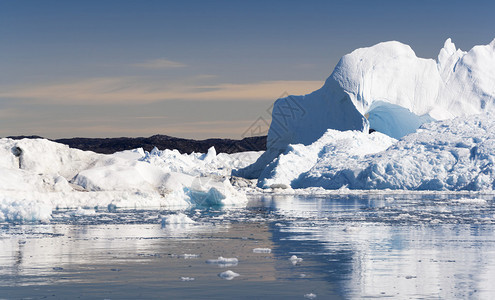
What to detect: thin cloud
<box><xmin>132</xmin><ymin>58</ymin><xmax>187</xmax><ymax>69</ymax></box>
<box><xmin>0</xmin><ymin>77</ymin><xmax>323</xmax><ymax>105</ymax></box>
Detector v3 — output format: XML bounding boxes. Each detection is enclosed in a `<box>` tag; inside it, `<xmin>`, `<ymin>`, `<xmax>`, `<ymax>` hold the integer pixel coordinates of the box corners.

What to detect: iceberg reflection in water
<box><xmin>1</xmin><ymin>194</ymin><xmax>494</xmax><ymax>299</ymax></box>
<box><xmin>263</xmin><ymin>194</ymin><xmax>495</xmax><ymax>298</ymax></box>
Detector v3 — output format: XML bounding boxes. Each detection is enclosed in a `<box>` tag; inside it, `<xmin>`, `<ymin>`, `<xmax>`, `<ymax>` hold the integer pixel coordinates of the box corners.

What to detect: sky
<box><xmin>1</xmin><ymin>0</ymin><xmax>494</xmax><ymax>139</ymax></box>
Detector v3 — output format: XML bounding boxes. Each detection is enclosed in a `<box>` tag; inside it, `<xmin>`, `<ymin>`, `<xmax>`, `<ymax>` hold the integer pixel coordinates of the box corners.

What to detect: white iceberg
<box><xmin>258</xmin><ymin>129</ymin><xmax>396</xmax><ymax>189</ymax></box>
<box><xmin>258</xmin><ymin>113</ymin><xmax>495</xmax><ymax>191</ymax></box>
<box><xmin>237</xmin><ymin>38</ymin><xmax>495</xmax><ymax>180</ymax></box>
<box><xmin>0</xmin><ymin>138</ymin><xmax>253</xmax><ymax>222</ymax></box>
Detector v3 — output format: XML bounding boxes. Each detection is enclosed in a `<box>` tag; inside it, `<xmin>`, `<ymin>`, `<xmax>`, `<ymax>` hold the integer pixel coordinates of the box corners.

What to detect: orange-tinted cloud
<box><xmin>0</xmin><ymin>77</ymin><xmax>323</xmax><ymax>105</ymax></box>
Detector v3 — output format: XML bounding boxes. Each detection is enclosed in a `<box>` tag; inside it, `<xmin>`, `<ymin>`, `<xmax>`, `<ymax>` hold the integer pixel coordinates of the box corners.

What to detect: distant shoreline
<box><xmin>4</xmin><ymin>135</ymin><xmax>266</xmax><ymax>155</ymax></box>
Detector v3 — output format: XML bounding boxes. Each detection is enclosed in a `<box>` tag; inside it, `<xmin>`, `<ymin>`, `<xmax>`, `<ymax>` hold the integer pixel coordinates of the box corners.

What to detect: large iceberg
<box><xmin>237</xmin><ymin>38</ymin><xmax>495</xmax><ymax>180</ymax></box>
<box><xmin>0</xmin><ymin>138</ymin><xmax>261</xmax><ymax>222</ymax></box>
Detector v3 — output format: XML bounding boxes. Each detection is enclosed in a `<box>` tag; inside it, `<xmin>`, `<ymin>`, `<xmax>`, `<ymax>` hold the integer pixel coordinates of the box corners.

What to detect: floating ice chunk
<box><xmin>206</xmin><ymin>256</ymin><xmax>239</xmax><ymax>267</ymax></box>
<box><xmin>304</xmin><ymin>293</ymin><xmax>317</xmax><ymax>299</ymax></box>
<box><xmin>218</xmin><ymin>270</ymin><xmax>239</xmax><ymax>280</ymax></box>
<box><xmin>289</xmin><ymin>255</ymin><xmax>303</xmax><ymax>265</ymax></box>
<box><xmin>253</xmin><ymin>248</ymin><xmax>271</xmax><ymax>253</ymax></box>
<box><xmin>451</xmin><ymin>198</ymin><xmax>487</xmax><ymax>205</ymax></box>
<box><xmin>185</xmin><ymin>176</ymin><xmax>248</xmax><ymax>207</ymax></box>
<box><xmin>70</xmin><ymin>207</ymin><xmax>96</xmax><ymax>216</ymax></box>
<box><xmin>181</xmin><ymin>277</ymin><xmax>195</xmax><ymax>281</ymax></box>
<box><xmin>0</xmin><ymin>196</ymin><xmax>52</xmax><ymax>222</ymax></box>
<box><xmin>181</xmin><ymin>254</ymin><xmax>200</xmax><ymax>259</ymax></box>
<box><xmin>161</xmin><ymin>213</ymin><xmax>195</xmax><ymax>226</ymax></box>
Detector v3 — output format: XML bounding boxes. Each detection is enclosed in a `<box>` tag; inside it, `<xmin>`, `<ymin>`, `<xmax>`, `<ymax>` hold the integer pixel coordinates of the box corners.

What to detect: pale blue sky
<box><xmin>1</xmin><ymin>0</ymin><xmax>494</xmax><ymax>139</ymax></box>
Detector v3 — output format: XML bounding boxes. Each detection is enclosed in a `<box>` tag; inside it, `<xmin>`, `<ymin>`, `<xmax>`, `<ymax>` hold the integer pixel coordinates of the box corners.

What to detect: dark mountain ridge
<box><xmin>5</xmin><ymin>134</ymin><xmax>267</xmax><ymax>154</ymax></box>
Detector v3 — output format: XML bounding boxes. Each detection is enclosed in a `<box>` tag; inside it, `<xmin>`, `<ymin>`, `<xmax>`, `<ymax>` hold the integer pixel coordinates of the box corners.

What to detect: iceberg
<box><xmin>0</xmin><ymin>138</ymin><xmax>261</xmax><ymax>221</ymax></box>
<box><xmin>258</xmin><ymin>129</ymin><xmax>396</xmax><ymax>189</ymax></box>
<box><xmin>237</xmin><ymin>38</ymin><xmax>495</xmax><ymax>179</ymax></box>
<box><xmin>256</xmin><ymin>114</ymin><xmax>495</xmax><ymax>191</ymax></box>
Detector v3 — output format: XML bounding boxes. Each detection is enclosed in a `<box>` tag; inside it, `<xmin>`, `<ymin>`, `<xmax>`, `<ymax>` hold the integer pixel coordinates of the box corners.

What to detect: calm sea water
<box><xmin>1</xmin><ymin>193</ymin><xmax>495</xmax><ymax>299</ymax></box>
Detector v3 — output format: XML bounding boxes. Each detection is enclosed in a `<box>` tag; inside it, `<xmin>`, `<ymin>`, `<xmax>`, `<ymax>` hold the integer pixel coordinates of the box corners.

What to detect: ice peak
<box><xmin>437</xmin><ymin>38</ymin><xmax>458</xmax><ymax>67</ymax></box>
<box><xmin>443</xmin><ymin>38</ymin><xmax>457</xmax><ymax>55</ymax></box>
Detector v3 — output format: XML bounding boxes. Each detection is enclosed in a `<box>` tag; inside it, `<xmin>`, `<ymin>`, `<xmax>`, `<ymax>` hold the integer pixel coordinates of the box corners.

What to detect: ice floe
<box><xmin>253</xmin><ymin>248</ymin><xmax>272</xmax><ymax>253</ymax></box>
<box><xmin>218</xmin><ymin>270</ymin><xmax>240</xmax><ymax>280</ymax></box>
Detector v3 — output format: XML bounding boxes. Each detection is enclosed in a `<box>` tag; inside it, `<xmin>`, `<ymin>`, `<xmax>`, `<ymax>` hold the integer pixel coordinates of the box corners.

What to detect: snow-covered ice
<box><xmin>253</xmin><ymin>248</ymin><xmax>272</xmax><ymax>253</ymax></box>
<box><xmin>206</xmin><ymin>257</ymin><xmax>239</xmax><ymax>267</ymax></box>
<box><xmin>289</xmin><ymin>255</ymin><xmax>303</xmax><ymax>265</ymax></box>
<box><xmin>257</xmin><ymin>129</ymin><xmax>395</xmax><ymax>189</ymax></box>
<box><xmin>296</xmin><ymin>114</ymin><xmax>495</xmax><ymax>191</ymax></box>
<box><xmin>218</xmin><ymin>270</ymin><xmax>240</xmax><ymax>280</ymax></box>
<box><xmin>249</xmin><ymin>114</ymin><xmax>495</xmax><ymax>191</ymax></box>
<box><xmin>0</xmin><ymin>195</ymin><xmax>51</xmax><ymax>222</ymax></box>
<box><xmin>0</xmin><ymin>138</ymin><xmax>257</xmax><ymax>221</ymax></box>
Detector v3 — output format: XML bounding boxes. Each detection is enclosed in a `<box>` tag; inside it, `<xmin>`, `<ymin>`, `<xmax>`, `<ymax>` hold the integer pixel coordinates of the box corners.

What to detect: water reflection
<box><xmin>261</xmin><ymin>194</ymin><xmax>495</xmax><ymax>299</ymax></box>
<box><xmin>1</xmin><ymin>194</ymin><xmax>495</xmax><ymax>298</ymax></box>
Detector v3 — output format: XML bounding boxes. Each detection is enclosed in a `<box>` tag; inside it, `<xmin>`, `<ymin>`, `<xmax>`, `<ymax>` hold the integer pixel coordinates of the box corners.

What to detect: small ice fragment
<box><xmin>218</xmin><ymin>270</ymin><xmax>239</xmax><ymax>280</ymax></box>
<box><xmin>299</xmin><ymin>273</ymin><xmax>307</xmax><ymax>278</ymax></box>
<box><xmin>181</xmin><ymin>254</ymin><xmax>200</xmax><ymax>259</ymax></box>
<box><xmin>451</xmin><ymin>198</ymin><xmax>487</xmax><ymax>205</ymax></box>
<box><xmin>304</xmin><ymin>293</ymin><xmax>317</xmax><ymax>299</ymax></box>
<box><xmin>289</xmin><ymin>255</ymin><xmax>303</xmax><ymax>265</ymax></box>
<box><xmin>206</xmin><ymin>256</ymin><xmax>238</xmax><ymax>267</ymax></box>
<box><xmin>253</xmin><ymin>248</ymin><xmax>271</xmax><ymax>253</ymax></box>
<box><xmin>181</xmin><ymin>277</ymin><xmax>195</xmax><ymax>281</ymax></box>
<box><xmin>161</xmin><ymin>213</ymin><xmax>195</xmax><ymax>226</ymax></box>
<box><xmin>70</xmin><ymin>207</ymin><xmax>96</xmax><ymax>216</ymax></box>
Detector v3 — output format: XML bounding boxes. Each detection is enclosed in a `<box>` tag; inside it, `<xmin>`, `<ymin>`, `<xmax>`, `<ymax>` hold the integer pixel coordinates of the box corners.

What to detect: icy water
<box><xmin>1</xmin><ymin>194</ymin><xmax>495</xmax><ymax>299</ymax></box>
